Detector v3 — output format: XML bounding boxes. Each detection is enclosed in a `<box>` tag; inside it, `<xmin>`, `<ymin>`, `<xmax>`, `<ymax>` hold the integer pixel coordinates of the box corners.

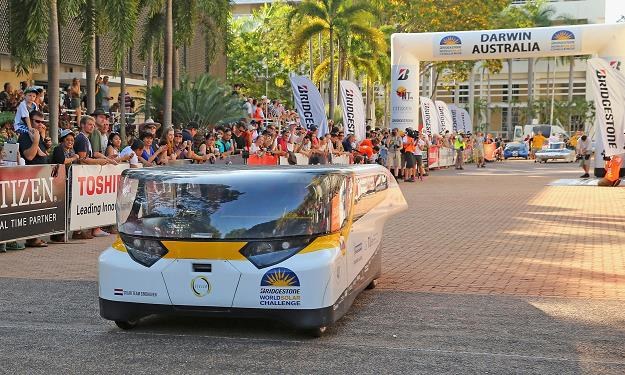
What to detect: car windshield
<box><xmin>506</xmin><ymin>144</ymin><xmax>523</xmax><ymax>151</ymax></box>
<box><xmin>548</xmin><ymin>143</ymin><xmax>565</xmax><ymax>150</ymax></box>
<box><xmin>117</xmin><ymin>172</ymin><xmax>349</xmax><ymax>239</ymax></box>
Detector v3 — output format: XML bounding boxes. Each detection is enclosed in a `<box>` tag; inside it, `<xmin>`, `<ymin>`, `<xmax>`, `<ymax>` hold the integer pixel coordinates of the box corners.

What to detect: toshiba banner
<box><xmin>69</xmin><ymin>164</ymin><xmax>128</xmax><ymax>230</ymax></box>
<box><xmin>340</xmin><ymin>80</ymin><xmax>366</xmax><ymax>141</ymax></box>
<box><xmin>587</xmin><ymin>58</ymin><xmax>625</xmax><ymax>157</ymax></box>
<box><xmin>0</xmin><ymin>165</ymin><xmax>66</xmax><ymax>242</ymax></box>
<box><xmin>289</xmin><ymin>74</ymin><xmax>328</xmax><ymax>136</ymax></box>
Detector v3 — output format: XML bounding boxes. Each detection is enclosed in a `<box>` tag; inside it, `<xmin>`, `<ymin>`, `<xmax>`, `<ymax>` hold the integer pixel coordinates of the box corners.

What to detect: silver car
<box><xmin>535</xmin><ymin>142</ymin><xmax>576</xmax><ymax>163</ymax></box>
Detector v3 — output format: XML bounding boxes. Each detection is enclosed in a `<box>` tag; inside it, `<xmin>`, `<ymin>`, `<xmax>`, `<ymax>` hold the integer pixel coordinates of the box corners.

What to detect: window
<box><xmin>353</xmin><ymin>174</ymin><xmax>388</xmax><ymax>221</ymax></box>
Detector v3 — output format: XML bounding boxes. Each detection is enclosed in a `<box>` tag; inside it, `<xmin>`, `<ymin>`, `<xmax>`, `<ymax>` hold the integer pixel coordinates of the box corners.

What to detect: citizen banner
<box><xmin>340</xmin><ymin>80</ymin><xmax>366</xmax><ymax>141</ymax></box>
<box><xmin>289</xmin><ymin>74</ymin><xmax>328</xmax><ymax>136</ymax></box>
<box><xmin>0</xmin><ymin>164</ymin><xmax>66</xmax><ymax>242</ymax></box>
<box><xmin>69</xmin><ymin>164</ymin><xmax>128</xmax><ymax>231</ymax></box>
<box><xmin>420</xmin><ymin>97</ymin><xmax>440</xmax><ymax>136</ymax></box>
<box><xmin>587</xmin><ymin>58</ymin><xmax>625</xmax><ymax>157</ymax></box>
<box><xmin>435</xmin><ymin>100</ymin><xmax>454</xmax><ymax>134</ymax></box>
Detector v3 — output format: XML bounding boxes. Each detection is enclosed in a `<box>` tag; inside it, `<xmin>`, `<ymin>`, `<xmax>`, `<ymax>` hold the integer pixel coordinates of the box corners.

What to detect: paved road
<box><xmin>1</xmin><ymin>160</ymin><xmax>625</xmax><ymax>374</ymax></box>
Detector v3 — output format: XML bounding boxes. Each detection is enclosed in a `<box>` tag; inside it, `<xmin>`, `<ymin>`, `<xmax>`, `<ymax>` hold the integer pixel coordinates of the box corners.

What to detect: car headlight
<box><xmin>240</xmin><ymin>237</ymin><xmax>314</xmax><ymax>269</ymax></box>
<box><xmin>120</xmin><ymin>234</ymin><xmax>168</xmax><ymax>267</ymax></box>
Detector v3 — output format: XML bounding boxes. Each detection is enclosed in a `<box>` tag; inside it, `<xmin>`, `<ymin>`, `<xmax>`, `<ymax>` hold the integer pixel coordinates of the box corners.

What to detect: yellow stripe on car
<box><xmin>160</xmin><ymin>241</ymin><xmax>248</xmax><ymax>260</ymax></box>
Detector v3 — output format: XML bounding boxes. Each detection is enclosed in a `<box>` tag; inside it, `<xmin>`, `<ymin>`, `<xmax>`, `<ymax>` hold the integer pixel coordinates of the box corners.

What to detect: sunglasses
<box><xmin>33</xmin><ymin>119</ymin><xmax>45</xmax><ymax>124</ymax></box>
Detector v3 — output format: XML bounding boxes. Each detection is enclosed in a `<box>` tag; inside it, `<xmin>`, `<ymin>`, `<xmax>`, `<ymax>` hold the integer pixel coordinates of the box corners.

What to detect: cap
<box><xmin>24</xmin><ymin>87</ymin><xmax>38</xmax><ymax>94</ymax></box>
<box><xmin>59</xmin><ymin>129</ymin><xmax>74</xmax><ymax>140</ymax></box>
<box><xmin>91</xmin><ymin>108</ymin><xmax>107</xmax><ymax>117</ymax></box>
<box><xmin>174</xmin><ymin>130</ymin><xmax>183</xmax><ymax>135</ymax></box>
<box><xmin>187</xmin><ymin>121</ymin><xmax>198</xmax><ymax>129</ymax></box>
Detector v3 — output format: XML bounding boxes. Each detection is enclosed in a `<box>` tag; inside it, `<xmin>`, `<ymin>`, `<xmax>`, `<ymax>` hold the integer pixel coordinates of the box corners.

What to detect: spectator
<box><xmin>17</xmin><ymin>111</ymin><xmax>49</xmax><ymax>247</ymax></box>
<box><xmin>216</xmin><ymin>129</ymin><xmax>235</xmax><ymax>156</ymax></box>
<box><xmin>13</xmin><ymin>87</ymin><xmax>38</xmax><ymax>134</ymax></box>
<box><xmin>342</xmin><ymin>134</ymin><xmax>356</xmax><ymax>153</ymax></box>
<box><xmin>94</xmin><ymin>75</ymin><xmax>103</xmax><ymax>109</ymax></box>
<box><xmin>100</xmin><ymin>76</ymin><xmax>113</xmax><ymax>111</ymax></box>
<box><xmin>119</xmin><ymin>139</ymin><xmax>144</xmax><ymax>168</ymax></box>
<box><xmin>0</xmin><ymin>82</ymin><xmax>13</xmax><ymax>111</ymax></box>
<box><xmin>199</xmin><ymin>134</ymin><xmax>219</xmax><ymax>163</ymax></box>
<box><xmin>244</xmin><ymin>98</ymin><xmax>254</xmax><ymax>119</ymax></box>
<box><xmin>69</xmin><ymin>78</ymin><xmax>82</xmax><ymax>121</ymax></box>
<box><xmin>386</xmin><ymin>128</ymin><xmax>403</xmax><ymax>178</ymax></box>
<box><xmin>118</xmin><ymin>90</ymin><xmax>133</xmax><ymax>112</ymax></box>
<box><xmin>106</xmin><ymin>132</ymin><xmax>133</xmax><ymax>163</ymax></box>
<box><xmin>18</xmin><ymin>110</ymin><xmax>48</xmax><ymax>165</ymax></box>
<box><xmin>138</xmin><ymin>131</ymin><xmax>167</xmax><ymax>166</ymax></box>
<box><xmin>531</xmin><ymin>131</ymin><xmax>546</xmax><ymax>161</ymax></box>
<box><xmin>473</xmin><ymin>131</ymin><xmax>486</xmax><ymax>168</ymax></box>
<box><xmin>89</xmin><ymin>109</ymin><xmax>112</xmax><ymax>160</ymax></box>
<box><xmin>182</xmin><ymin>121</ymin><xmax>198</xmax><ymax>143</ymax></box>
<box><xmin>576</xmin><ymin>134</ymin><xmax>592</xmax><ymax>179</ymax></box>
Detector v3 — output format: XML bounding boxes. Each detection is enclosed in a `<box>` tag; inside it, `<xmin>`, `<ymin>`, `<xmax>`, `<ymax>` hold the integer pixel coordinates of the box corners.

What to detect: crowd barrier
<box><xmin>426</xmin><ymin>147</ymin><xmax>455</xmax><ymax>169</ymax></box>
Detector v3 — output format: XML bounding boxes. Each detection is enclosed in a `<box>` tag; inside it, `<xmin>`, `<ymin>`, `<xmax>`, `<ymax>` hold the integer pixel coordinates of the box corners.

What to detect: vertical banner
<box><xmin>420</xmin><ymin>97</ymin><xmax>440</xmax><ymax>136</ymax></box>
<box><xmin>435</xmin><ymin>100</ymin><xmax>454</xmax><ymax>134</ymax></box>
<box><xmin>289</xmin><ymin>74</ymin><xmax>329</xmax><ymax>136</ymax></box>
<box><xmin>460</xmin><ymin>108</ymin><xmax>473</xmax><ymax>133</ymax></box>
<box><xmin>587</xmin><ymin>58</ymin><xmax>625</xmax><ymax>157</ymax></box>
<box><xmin>339</xmin><ymin>80</ymin><xmax>366</xmax><ymax>141</ymax></box>
<box><xmin>448</xmin><ymin>104</ymin><xmax>460</xmax><ymax>132</ymax></box>
<box><xmin>0</xmin><ymin>165</ymin><xmax>66</xmax><ymax>242</ymax></box>
<box><xmin>391</xmin><ymin>64</ymin><xmax>420</xmax><ymax>131</ymax></box>
<box><xmin>69</xmin><ymin>164</ymin><xmax>128</xmax><ymax>231</ymax></box>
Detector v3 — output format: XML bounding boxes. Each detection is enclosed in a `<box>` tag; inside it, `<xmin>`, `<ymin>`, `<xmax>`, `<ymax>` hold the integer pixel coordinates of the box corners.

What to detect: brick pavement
<box><xmin>1</xmin><ymin>160</ymin><xmax>625</xmax><ymax>300</ymax></box>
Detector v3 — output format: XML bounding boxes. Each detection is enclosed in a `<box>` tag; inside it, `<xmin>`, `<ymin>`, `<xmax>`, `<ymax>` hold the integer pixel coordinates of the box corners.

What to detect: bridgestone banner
<box><xmin>587</xmin><ymin>58</ymin><xmax>625</xmax><ymax>157</ymax></box>
<box><xmin>69</xmin><ymin>164</ymin><xmax>128</xmax><ymax>231</ymax></box>
<box><xmin>390</xmin><ymin>64</ymin><xmax>420</xmax><ymax>131</ymax></box>
<box><xmin>435</xmin><ymin>100</ymin><xmax>453</xmax><ymax>134</ymax></box>
<box><xmin>340</xmin><ymin>80</ymin><xmax>366</xmax><ymax>141</ymax></box>
<box><xmin>290</xmin><ymin>74</ymin><xmax>328</xmax><ymax>136</ymax></box>
<box><xmin>420</xmin><ymin>97</ymin><xmax>440</xmax><ymax>136</ymax></box>
<box><xmin>449</xmin><ymin>105</ymin><xmax>473</xmax><ymax>134</ymax></box>
<box><xmin>0</xmin><ymin>165</ymin><xmax>66</xmax><ymax>242</ymax></box>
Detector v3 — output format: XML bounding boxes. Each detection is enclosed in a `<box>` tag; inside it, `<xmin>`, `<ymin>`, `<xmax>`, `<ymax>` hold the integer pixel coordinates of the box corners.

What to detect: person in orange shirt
<box><xmin>402</xmin><ymin>130</ymin><xmax>417</xmax><ymax>182</ymax></box>
<box><xmin>531</xmin><ymin>131</ymin><xmax>546</xmax><ymax>161</ymax></box>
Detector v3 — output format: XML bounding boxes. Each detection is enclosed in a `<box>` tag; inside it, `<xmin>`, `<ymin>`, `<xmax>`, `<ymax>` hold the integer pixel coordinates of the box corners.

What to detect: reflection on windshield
<box><xmin>118</xmin><ymin>173</ymin><xmax>348</xmax><ymax>239</ymax></box>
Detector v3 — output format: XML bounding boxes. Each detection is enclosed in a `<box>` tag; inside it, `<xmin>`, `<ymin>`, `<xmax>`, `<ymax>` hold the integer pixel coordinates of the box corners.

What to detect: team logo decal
<box><xmin>259</xmin><ymin>267</ymin><xmax>301</xmax><ymax>306</ymax></box>
<box><xmin>261</xmin><ymin>267</ymin><xmax>300</xmax><ymax>287</ymax></box>
<box><xmin>551</xmin><ymin>29</ymin><xmax>576</xmax><ymax>52</ymax></box>
<box><xmin>438</xmin><ymin>35</ymin><xmax>462</xmax><ymax>56</ymax></box>
<box><xmin>191</xmin><ymin>276</ymin><xmax>211</xmax><ymax>297</ymax></box>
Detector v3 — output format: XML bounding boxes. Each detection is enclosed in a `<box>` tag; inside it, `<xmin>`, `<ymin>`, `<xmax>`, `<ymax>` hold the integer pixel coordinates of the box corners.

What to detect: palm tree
<box><xmin>139</xmin><ymin>11</ymin><xmax>164</xmax><ymax>119</ymax></box>
<box><xmin>291</xmin><ymin>0</ymin><xmax>384</xmax><ymax>118</ymax></box>
<box><xmin>163</xmin><ymin>0</ymin><xmax>173</xmax><ymax>130</ymax></box>
<box><xmin>105</xmin><ymin>0</ymin><xmax>139</xmax><ymax>143</ymax></box>
<box><xmin>8</xmin><ymin>0</ymin><xmax>71</xmax><ymax>144</ymax></box>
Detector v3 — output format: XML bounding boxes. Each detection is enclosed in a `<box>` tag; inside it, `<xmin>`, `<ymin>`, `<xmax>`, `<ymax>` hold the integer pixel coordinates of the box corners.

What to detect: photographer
<box><xmin>386</xmin><ymin>128</ymin><xmax>403</xmax><ymax>179</ymax></box>
<box><xmin>402</xmin><ymin>129</ymin><xmax>417</xmax><ymax>182</ymax></box>
<box><xmin>576</xmin><ymin>134</ymin><xmax>591</xmax><ymax>178</ymax></box>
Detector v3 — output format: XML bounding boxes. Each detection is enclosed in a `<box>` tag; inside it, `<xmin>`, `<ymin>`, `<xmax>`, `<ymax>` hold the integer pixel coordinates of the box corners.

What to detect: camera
<box><xmin>405</xmin><ymin>128</ymin><xmax>419</xmax><ymax>138</ymax></box>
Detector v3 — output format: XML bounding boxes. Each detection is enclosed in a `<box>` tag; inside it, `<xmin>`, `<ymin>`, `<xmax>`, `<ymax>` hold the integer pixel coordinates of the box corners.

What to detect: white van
<box><xmin>513</xmin><ymin>125</ymin><xmax>569</xmax><ymax>142</ymax></box>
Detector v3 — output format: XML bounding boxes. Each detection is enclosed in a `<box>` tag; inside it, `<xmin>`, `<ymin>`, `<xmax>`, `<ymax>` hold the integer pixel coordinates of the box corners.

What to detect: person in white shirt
<box><xmin>119</xmin><ymin>139</ymin><xmax>144</xmax><ymax>168</ymax></box>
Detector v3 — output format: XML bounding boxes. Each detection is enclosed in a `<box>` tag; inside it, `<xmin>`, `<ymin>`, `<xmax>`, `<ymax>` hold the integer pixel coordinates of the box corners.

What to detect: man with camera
<box><xmin>386</xmin><ymin>128</ymin><xmax>403</xmax><ymax>179</ymax></box>
<box><xmin>576</xmin><ymin>134</ymin><xmax>592</xmax><ymax>178</ymax></box>
<box><xmin>402</xmin><ymin>128</ymin><xmax>417</xmax><ymax>182</ymax></box>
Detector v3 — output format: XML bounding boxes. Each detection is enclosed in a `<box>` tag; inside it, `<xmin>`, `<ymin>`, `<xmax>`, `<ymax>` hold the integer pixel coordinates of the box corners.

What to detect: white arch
<box><xmin>390</xmin><ymin>23</ymin><xmax>625</xmax><ymax>131</ymax></box>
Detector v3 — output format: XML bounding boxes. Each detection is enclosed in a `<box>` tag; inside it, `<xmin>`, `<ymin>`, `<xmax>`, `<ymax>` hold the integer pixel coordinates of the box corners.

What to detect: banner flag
<box><xmin>390</xmin><ymin>64</ymin><xmax>420</xmax><ymax>131</ymax></box>
<box><xmin>0</xmin><ymin>164</ymin><xmax>66</xmax><ymax>242</ymax></box>
<box><xmin>587</xmin><ymin>58</ymin><xmax>625</xmax><ymax>157</ymax></box>
<box><xmin>448</xmin><ymin>104</ymin><xmax>460</xmax><ymax>132</ymax></box>
<box><xmin>435</xmin><ymin>100</ymin><xmax>454</xmax><ymax>134</ymax></box>
<box><xmin>420</xmin><ymin>97</ymin><xmax>440</xmax><ymax>136</ymax></box>
<box><xmin>69</xmin><ymin>164</ymin><xmax>128</xmax><ymax>231</ymax></box>
<box><xmin>340</xmin><ymin>80</ymin><xmax>366</xmax><ymax>141</ymax></box>
<box><xmin>460</xmin><ymin>107</ymin><xmax>473</xmax><ymax>133</ymax></box>
<box><xmin>290</xmin><ymin>74</ymin><xmax>329</xmax><ymax>136</ymax></box>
